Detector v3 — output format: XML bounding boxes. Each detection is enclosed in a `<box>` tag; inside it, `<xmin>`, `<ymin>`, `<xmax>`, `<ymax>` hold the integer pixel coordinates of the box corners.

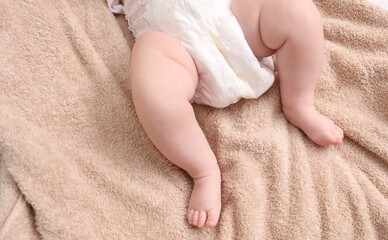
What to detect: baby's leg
<box><xmin>260</xmin><ymin>0</ymin><xmax>343</xmax><ymax>146</ymax></box>
<box><xmin>131</xmin><ymin>32</ymin><xmax>221</xmax><ymax>228</ymax></box>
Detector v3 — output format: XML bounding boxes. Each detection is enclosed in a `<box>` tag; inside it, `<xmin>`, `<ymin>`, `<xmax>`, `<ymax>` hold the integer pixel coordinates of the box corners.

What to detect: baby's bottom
<box><xmin>130</xmin><ymin>0</ymin><xmax>343</xmax><ymax>229</ymax></box>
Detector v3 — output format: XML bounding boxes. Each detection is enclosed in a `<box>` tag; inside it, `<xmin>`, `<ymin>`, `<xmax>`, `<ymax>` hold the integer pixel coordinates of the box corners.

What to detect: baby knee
<box><xmin>260</xmin><ymin>0</ymin><xmax>323</xmax><ymax>50</ymax></box>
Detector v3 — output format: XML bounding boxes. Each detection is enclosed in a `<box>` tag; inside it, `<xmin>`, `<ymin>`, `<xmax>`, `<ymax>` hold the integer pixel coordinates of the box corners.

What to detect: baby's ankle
<box><xmin>191</xmin><ymin>167</ymin><xmax>221</xmax><ymax>181</ymax></box>
<box><xmin>282</xmin><ymin>100</ymin><xmax>315</xmax><ymax>113</ymax></box>
<box><xmin>282</xmin><ymin>104</ymin><xmax>314</xmax><ymax>113</ymax></box>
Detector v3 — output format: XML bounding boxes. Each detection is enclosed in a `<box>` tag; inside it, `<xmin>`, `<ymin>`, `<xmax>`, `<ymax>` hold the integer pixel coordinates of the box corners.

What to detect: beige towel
<box><xmin>0</xmin><ymin>0</ymin><xmax>387</xmax><ymax>239</ymax></box>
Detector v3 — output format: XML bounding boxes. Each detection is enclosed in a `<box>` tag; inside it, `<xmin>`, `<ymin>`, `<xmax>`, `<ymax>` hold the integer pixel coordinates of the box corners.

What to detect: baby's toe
<box><xmin>333</xmin><ymin>126</ymin><xmax>343</xmax><ymax>143</ymax></box>
<box><xmin>192</xmin><ymin>211</ymin><xmax>199</xmax><ymax>226</ymax></box>
<box><xmin>206</xmin><ymin>208</ymin><xmax>220</xmax><ymax>228</ymax></box>
<box><xmin>336</xmin><ymin>126</ymin><xmax>344</xmax><ymax>138</ymax></box>
<box><xmin>197</xmin><ymin>211</ymin><xmax>207</xmax><ymax>229</ymax></box>
<box><xmin>187</xmin><ymin>209</ymin><xmax>194</xmax><ymax>225</ymax></box>
<box><xmin>328</xmin><ymin>128</ymin><xmax>341</xmax><ymax>145</ymax></box>
<box><xmin>319</xmin><ymin>129</ymin><xmax>338</xmax><ymax>146</ymax></box>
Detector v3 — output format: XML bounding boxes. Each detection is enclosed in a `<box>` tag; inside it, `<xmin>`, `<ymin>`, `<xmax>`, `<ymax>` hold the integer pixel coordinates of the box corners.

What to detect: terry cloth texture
<box><xmin>0</xmin><ymin>0</ymin><xmax>387</xmax><ymax>239</ymax></box>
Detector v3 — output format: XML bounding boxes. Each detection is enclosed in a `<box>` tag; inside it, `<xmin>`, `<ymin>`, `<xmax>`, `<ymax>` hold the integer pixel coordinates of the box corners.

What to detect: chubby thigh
<box><xmin>131</xmin><ymin>31</ymin><xmax>199</xmax><ymax>103</ymax></box>
<box><xmin>231</xmin><ymin>0</ymin><xmax>276</xmax><ymax>58</ymax></box>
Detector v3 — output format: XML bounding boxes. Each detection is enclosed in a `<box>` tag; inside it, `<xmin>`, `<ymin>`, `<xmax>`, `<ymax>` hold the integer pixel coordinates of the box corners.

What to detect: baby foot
<box><xmin>187</xmin><ymin>169</ymin><xmax>221</xmax><ymax>229</ymax></box>
<box><xmin>282</xmin><ymin>105</ymin><xmax>344</xmax><ymax>146</ymax></box>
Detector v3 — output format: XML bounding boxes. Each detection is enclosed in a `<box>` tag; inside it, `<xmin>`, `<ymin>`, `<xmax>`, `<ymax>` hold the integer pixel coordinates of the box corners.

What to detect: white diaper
<box><xmin>108</xmin><ymin>0</ymin><xmax>275</xmax><ymax>108</ymax></box>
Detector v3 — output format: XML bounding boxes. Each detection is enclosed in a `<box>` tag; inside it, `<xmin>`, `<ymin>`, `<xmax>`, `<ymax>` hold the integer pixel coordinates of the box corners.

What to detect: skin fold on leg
<box><xmin>131</xmin><ymin>32</ymin><xmax>221</xmax><ymax>228</ymax></box>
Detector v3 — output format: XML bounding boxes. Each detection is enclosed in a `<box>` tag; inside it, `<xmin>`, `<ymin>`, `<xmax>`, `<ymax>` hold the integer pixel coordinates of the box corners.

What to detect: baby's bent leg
<box><xmin>260</xmin><ymin>0</ymin><xmax>343</xmax><ymax>146</ymax></box>
<box><xmin>131</xmin><ymin>32</ymin><xmax>221</xmax><ymax>228</ymax></box>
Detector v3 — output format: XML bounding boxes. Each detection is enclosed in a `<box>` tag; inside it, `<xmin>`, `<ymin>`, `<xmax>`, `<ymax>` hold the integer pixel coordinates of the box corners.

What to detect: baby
<box><xmin>107</xmin><ymin>0</ymin><xmax>344</xmax><ymax>229</ymax></box>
